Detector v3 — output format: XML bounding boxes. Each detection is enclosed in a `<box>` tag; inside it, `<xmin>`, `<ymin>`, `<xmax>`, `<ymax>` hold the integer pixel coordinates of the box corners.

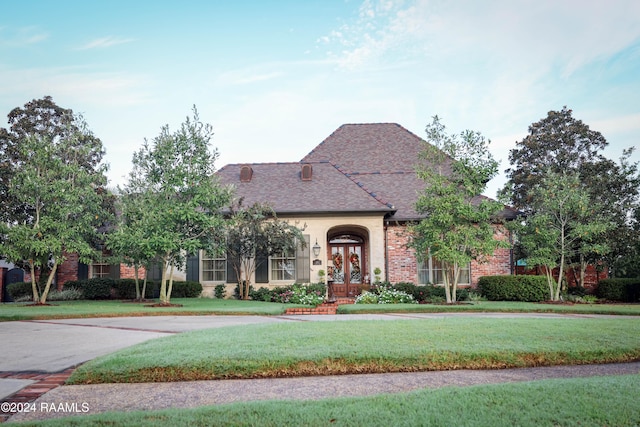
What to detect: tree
<box><xmin>0</xmin><ymin>104</ymin><xmax>110</xmax><ymax>303</ymax></box>
<box><xmin>409</xmin><ymin>116</ymin><xmax>509</xmax><ymax>303</ymax></box>
<box><xmin>510</xmin><ymin>171</ymin><xmax>613</xmax><ymax>300</ymax></box>
<box><xmin>501</xmin><ymin>107</ymin><xmax>640</xmax><ymax>283</ymax></box>
<box><xmin>0</xmin><ymin>96</ymin><xmax>105</xmax><ymax>226</ymax></box>
<box><xmin>223</xmin><ymin>202</ymin><xmax>306</xmax><ymax>300</ymax></box>
<box><xmin>122</xmin><ymin>107</ymin><xmax>232</xmax><ymax>305</ymax></box>
<box><xmin>105</xmin><ymin>191</ymin><xmax>154</xmax><ymax>300</ymax></box>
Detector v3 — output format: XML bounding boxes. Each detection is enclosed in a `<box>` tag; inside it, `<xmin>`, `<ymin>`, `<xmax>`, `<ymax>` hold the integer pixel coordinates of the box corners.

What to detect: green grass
<box><xmin>68</xmin><ymin>317</ymin><xmax>640</xmax><ymax>384</ymax></box>
<box><xmin>2</xmin><ymin>299</ymin><xmax>639</xmax><ymax>321</ymax></box>
<box><xmin>9</xmin><ymin>375</ymin><xmax>640</xmax><ymax>426</ymax></box>
<box><xmin>339</xmin><ymin>300</ymin><xmax>640</xmax><ymax>315</ymax></box>
<box><xmin>0</xmin><ymin>299</ymin><xmax>293</xmax><ymax>321</ymax></box>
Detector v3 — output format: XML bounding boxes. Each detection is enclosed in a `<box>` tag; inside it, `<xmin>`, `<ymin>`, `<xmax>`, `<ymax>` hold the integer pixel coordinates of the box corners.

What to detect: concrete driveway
<box><xmin>0</xmin><ymin>315</ymin><xmax>289</xmax><ymax>400</ymax></box>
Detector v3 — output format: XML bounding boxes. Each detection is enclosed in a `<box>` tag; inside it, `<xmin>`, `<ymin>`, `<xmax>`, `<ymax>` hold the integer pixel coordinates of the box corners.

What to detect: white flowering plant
<box><xmin>288</xmin><ymin>283</ymin><xmax>325</xmax><ymax>306</ymax></box>
<box><xmin>355</xmin><ymin>288</ymin><xmax>416</xmax><ymax>304</ymax></box>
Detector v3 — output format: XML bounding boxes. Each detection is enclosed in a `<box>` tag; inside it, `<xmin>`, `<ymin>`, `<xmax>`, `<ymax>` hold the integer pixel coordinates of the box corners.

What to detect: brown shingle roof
<box><xmin>217</xmin><ymin>162</ymin><xmax>394</xmax><ymax>214</ymax></box>
<box><xmin>218</xmin><ymin>123</ymin><xmax>517</xmax><ymax>221</ymax></box>
<box><xmin>301</xmin><ymin>123</ymin><xmax>441</xmax><ymax>219</ymax></box>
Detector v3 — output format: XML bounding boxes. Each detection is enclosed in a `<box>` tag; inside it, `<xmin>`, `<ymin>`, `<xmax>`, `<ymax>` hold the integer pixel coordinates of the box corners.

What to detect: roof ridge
<box><xmin>331</xmin><ymin>162</ymin><xmax>395</xmax><ymax>210</ymax></box>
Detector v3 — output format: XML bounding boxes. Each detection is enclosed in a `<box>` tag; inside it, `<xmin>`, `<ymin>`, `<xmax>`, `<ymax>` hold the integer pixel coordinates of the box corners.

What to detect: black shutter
<box><xmin>186</xmin><ymin>252</ymin><xmax>200</xmax><ymax>282</ymax></box>
<box><xmin>77</xmin><ymin>263</ymin><xmax>89</xmax><ymax>280</ymax></box>
<box><xmin>255</xmin><ymin>251</ymin><xmax>269</xmax><ymax>283</ymax></box>
<box><xmin>226</xmin><ymin>254</ymin><xmax>238</xmax><ymax>284</ymax></box>
<box><xmin>109</xmin><ymin>264</ymin><xmax>121</xmax><ymax>279</ymax></box>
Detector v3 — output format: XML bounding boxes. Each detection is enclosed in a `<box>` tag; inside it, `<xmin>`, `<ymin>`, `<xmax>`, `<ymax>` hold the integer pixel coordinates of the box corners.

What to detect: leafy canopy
<box><xmin>0</xmin><ymin>97</ymin><xmax>110</xmax><ymax>303</ymax></box>
<box><xmin>120</xmin><ymin>107</ymin><xmax>232</xmax><ymax>304</ymax></box>
<box><xmin>409</xmin><ymin>116</ymin><xmax>507</xmax><ymax>303</ymax></box>
<box><xmin>223</xmin><ymin>202</ymin><xmax>306</xmax><ymax>300</ymax></box>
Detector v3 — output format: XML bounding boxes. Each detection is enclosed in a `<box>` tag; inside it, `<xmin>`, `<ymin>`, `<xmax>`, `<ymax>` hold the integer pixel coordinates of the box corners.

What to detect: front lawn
<box><xmin>0</xmin><ymin>299</ymin><xmax>291</xmax><ymax>321</ymax></box>
<box><xmin>340</xmin><ymin>300</ymin><xmax>640</xmax><ymax>315</ymax></box>
<box><xmin>68</xmin><ymin>316</ymin><xmax>640</xmax><ymax>384</ymax></box>
<box><xmin>2</xmin><ymin>299</ymin><xmax>640</xmax><ymax>321</ymax></box>
<box><xmin>12</xmin><ymin>374</ymin><xmax>640</xmax><ymax>426</ymax></box>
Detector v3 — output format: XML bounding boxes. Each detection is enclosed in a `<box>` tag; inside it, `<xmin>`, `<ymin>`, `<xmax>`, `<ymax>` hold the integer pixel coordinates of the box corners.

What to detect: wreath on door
<box><xmin>332</xmin><ymin>252</ymin><xmax>343</xmax><ymax>272</ymax></box>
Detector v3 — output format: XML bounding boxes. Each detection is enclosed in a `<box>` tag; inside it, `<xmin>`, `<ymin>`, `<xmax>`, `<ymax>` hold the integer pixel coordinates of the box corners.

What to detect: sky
<box><xmin>1</xmin><ymin>0</ymin><xmax>639</xmax><ymax>198</ymax></box>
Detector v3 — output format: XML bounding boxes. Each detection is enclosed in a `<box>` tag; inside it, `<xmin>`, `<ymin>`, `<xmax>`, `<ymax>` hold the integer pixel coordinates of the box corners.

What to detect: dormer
<box><xmin>301</xmin><ymin>163</ymin><xmax>312</xmax><ymax>181</ymax></box>
<box><xmin>240</xmin><ymin>165</ymin><xmax>253</xmax><ymax>182</ymax></box>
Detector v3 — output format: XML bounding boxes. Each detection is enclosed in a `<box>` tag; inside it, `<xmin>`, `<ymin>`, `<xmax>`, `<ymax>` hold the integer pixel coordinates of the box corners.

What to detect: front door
<box><xmin>329</xmin><ymin>241</ymin><xmax>364</xmax><ymax>297</ymax></box>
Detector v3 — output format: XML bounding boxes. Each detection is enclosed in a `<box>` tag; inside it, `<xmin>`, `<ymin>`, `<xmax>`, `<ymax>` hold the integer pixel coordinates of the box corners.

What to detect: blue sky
<box><xmin>2</xmin><ymin>0</ymin><xmax>639</xmax><ymax>198</ymax></box>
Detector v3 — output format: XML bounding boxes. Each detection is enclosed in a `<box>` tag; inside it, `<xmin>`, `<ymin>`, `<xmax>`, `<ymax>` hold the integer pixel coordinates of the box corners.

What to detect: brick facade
<box><xmin>385</xmin><ymin>223</ymin><xmax>513</xmax><ymax>287</ymax></box>
<box><xmin>386</xmin><ymin>224</ymin><xmax>419</xmax><ymax>284</ymax></box>
<box><xmin>23</xmin><ymin>252</ymin><xmax>145</xmax><ymax>288</ymax></box>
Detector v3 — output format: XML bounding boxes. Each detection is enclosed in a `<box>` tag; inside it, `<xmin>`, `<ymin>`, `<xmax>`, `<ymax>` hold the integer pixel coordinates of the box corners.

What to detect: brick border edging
<box><xmin>284</xmin><ymin>298</ymin><xmax>354</xmax><ymax>315</ymax></box>
<box><xmin>0</xmin><ymin>368</ymin><xmax>75</xmax><ymax>423</ymax></box>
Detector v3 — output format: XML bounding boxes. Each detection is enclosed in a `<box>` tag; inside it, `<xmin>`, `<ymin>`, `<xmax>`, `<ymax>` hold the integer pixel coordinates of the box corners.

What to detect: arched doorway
<box><xmin>327</xmin><ymin>231</ymin><xmax>367</xmax><ymax>297</ymax></box>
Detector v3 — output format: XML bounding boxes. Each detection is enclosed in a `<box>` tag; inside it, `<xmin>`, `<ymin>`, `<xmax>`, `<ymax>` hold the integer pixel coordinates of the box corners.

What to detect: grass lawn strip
<box><xmin>10</xmin><ymin>374</ymin><xmax>640</xmax><ymax>426</ymax></box>
<box><xmin>1</xmin><ymin>299</ymin><xmax>640</xmax><ymax>321</ymax></box>
<box><xmin>68</xmin><ymin>317</ymin><xmax>640</xmax><ymax>384</ymax></box>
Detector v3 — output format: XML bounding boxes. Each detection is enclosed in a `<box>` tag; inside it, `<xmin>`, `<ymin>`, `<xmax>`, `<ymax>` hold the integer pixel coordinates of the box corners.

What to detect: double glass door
<box><xmin>329</xmin><ymin>239</ymin><xmax>364</xmax><ymax>297</ymax></box>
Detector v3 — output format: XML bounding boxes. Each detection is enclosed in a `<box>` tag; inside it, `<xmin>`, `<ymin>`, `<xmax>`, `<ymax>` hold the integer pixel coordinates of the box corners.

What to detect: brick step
<box><xmin>284</xmin><ymin>298</ymin><xmax>355</xmax><ymax>315</ymax></box>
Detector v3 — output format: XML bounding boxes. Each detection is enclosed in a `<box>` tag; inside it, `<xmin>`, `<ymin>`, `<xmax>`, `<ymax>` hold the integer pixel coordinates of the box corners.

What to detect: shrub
<box><xmin>64</xmin><ymin>278</ymin><xmax>114</xmax><ymax>300</ymax></box>
<box><xmin>111</xmin><ymin>279</ymin><xmax>155</xmax><ymax>299</ymax></box>
<box><xmin>234</xmin><ymin>282</ymin><xmax>253</xmax><ymax>300</ymax></box>
<box><xmin>567</xmin><ymin>285</ymin><xmax>588</xmax><ymax>297</ymax></box>
<box><xmin>411</xmin><ymin>284</ymin><xmax>447</xmax><ymax>303</ymax></box>
<box><xmin>477</xmin><ymin>275</ymin><xmax>548</xmax><ymax>302</ymax></box>
<box><xmin>392</xmin><ymin>282</ymin><xmax>418</xmax><ymax>298</ymax></box>
<box><xmin>597</xmin><ymin>278</ymin><xmax>640</xmax><ymax>302</ymax></box>
<box><xmin>378</xmin><ymin>288</ymin><xmax>416</xmax><ymax>304</ymax></box>
<box><xmin>354</xmin><ymin>291</ymin><xmax>379</xmax><ymax>304</ymax></box>
<box><xmin>169</xmin><ymin>281</ymin><xmax>203</xmax><ymax>298</ymax></box>
<box><xmin>47</xmin><ymin>288</ymin><xmax>84</xmax><ymax>301</ymax></box>
<box><xmin>268</xmin><ymin>283</ymin><xmax>327</xmax><ymax>304</ymax></box>
<box><xmin>250</xmin><ymin>287</ymin><xmax>273</xmax><ymax>302</ymax></box>
<box><xmin>6</xmin><ymin>282</ymin><xmax>34</xmax><ymax>300</ymax></box>
<box><xmin>288</xmin><ymin>284</ymin><xmax>324</xmax><ymax>306</ymax></box>
<box><xmin>214</xmin><ymin>284</ymin><xmax>227</xmax><ymax>299</ymax></box>
<box><xmin>355</xmin><ymin>288</ymin><xmax>416</xmax><ymax>304</ymax></box>
<box><xmin>271</xmin><ymin>286</ymin><xmax>293</xmax><ymax>303</ymax></box>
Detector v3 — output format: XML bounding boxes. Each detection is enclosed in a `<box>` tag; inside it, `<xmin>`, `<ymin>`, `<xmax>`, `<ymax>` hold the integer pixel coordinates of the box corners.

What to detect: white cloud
<box><xmin>0</xmin><ymin>26</ymin><xmax>49</xmax><ymax>47</ymax></box>
<box><xmin>77</xmin><ymin>36</ymin><xmax>134</xmax><ymax>50</ymax></box>
<box><xmin>321</xmin><ymin>0</ymin><xmax>640</xmax><ymax>77</ymax></box>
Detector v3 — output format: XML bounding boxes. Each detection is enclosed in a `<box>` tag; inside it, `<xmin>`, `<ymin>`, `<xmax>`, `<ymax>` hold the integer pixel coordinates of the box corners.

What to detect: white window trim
<box><xmin>418</xmin><ymin>257</ymin><xmax>470</xmax><ymax>286</ymax></box>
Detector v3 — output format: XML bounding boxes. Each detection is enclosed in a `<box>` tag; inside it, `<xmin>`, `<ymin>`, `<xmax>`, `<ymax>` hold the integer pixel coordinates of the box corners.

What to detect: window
<box><xmin>271</xmin><ymin>249</ymin><xmax>296</xmax><ymax>281</ymax></box>
<box><xmin>418</xmin><ymin>257</ymin><xmax>470</xmax><ymax>285</ymax></box>
<box><xmin>268</xmin><ymin>235</ymin><xmax>310</xmax><ymax>282</ymax></box>
<box><xmin>202</xmin><ymin>252</ymin><xmax>226</xmax><ymax>282</ymax></box>
<box><xmin>91</xmin><ymin>262</ymin><xmax>111</xmax><ymax>278</ymax></box>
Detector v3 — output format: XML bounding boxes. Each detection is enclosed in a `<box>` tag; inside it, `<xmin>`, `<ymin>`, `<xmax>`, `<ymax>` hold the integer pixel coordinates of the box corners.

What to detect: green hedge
<box><xmin>6</xmin><ymin>282</ymin><xmax>34</xmax><ymax>300</ymax></box>
<box><xmin>111</xmin><ymin>279</ymin><xmax>156</xmax><ymax>299</ymax></box>
<box><xmin>596</xmin><ymin>278</ymin><xmax>640</xmax><ymax>302</ymax></box>
<box><xmin>61</xmin><ymin>278</ymin><xmax>203</xmax><ymax>300</ymax></box>
<box><xmin>168</xmin><ymin>281</ymin><xmax>203</xmax><ymax>298</ymax></box>
<box><xmin>478</xmin><ymin>275</ymin><xmax>548</xmax><ymax>302</ymax></box>
<box><xmin>64</xmin><ymin>278</ymin><xmax>114</xmax><ymax>299</ymax></box>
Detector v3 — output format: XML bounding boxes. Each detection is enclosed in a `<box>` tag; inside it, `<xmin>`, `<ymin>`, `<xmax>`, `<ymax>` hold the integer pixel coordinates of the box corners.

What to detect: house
<box><xmin>6</xmin><ymin>123</ymin><xmax>515</xmax><ymax>301</ymax></box>
<box><xmin>189</xmin><ymin>123</ymin><xmax>518</xmax><ymax>298</ymax></box>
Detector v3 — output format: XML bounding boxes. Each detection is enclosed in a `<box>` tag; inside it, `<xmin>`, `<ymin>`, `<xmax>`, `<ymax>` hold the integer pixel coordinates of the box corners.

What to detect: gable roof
<box><xmin>218</xmin><ymin>123</ymin><xmax>517</xmax><ymax>221</ymax></box>
<box><xmin>301</xmin><ymin>123</ymin><xmax>443</xmax><ymax>220</ymax></box>
<box><xmin>302</xmin><ymin>123</ymin><xmax>426</xmax><ymax>173</ymax></box>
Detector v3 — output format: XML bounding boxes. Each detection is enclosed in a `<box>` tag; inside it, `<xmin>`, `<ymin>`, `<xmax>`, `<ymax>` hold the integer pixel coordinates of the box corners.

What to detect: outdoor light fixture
<box><xmin>312</xmin><ymin>239</ymin><xmax>321</xmax><ymax>258</ymax></box>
